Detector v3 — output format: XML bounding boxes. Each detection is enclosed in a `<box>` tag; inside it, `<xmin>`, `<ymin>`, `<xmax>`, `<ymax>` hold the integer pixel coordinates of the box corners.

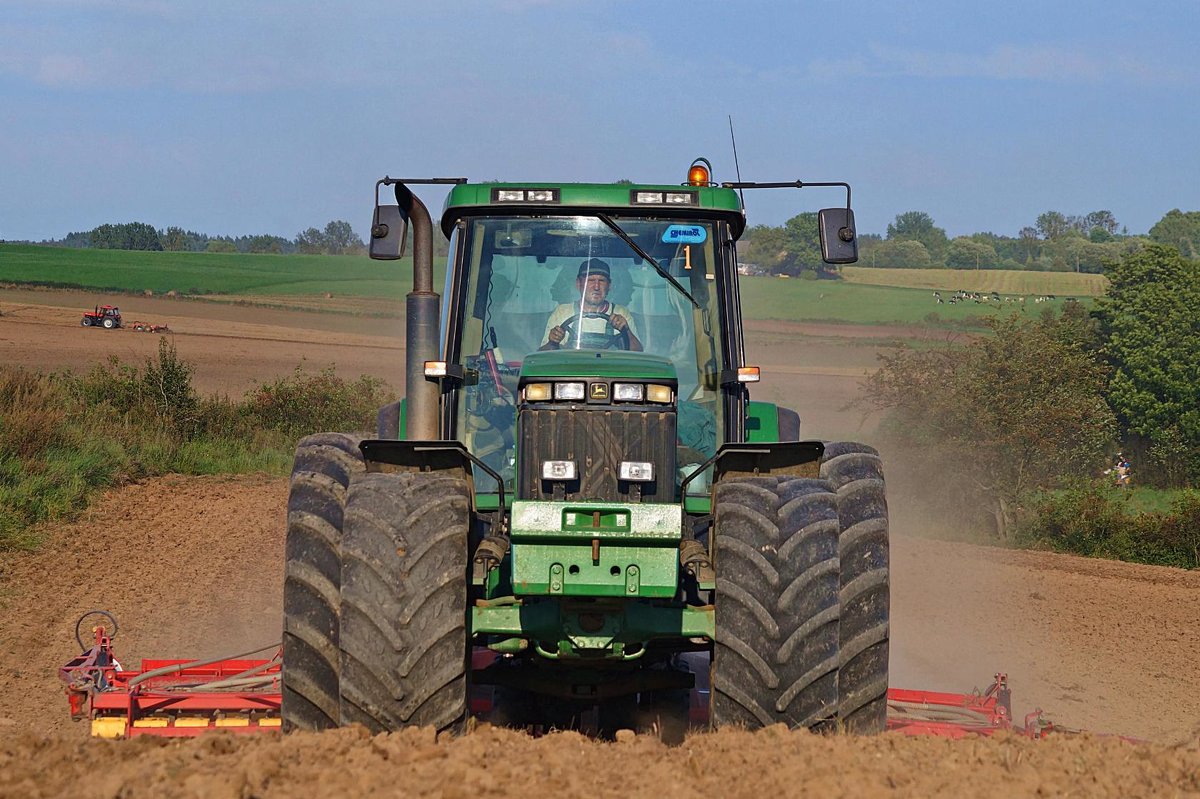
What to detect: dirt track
<box><xmin>1</xmin><ymin>288</ymin><xmax>1199</xmax><ymax>795</ymax></box>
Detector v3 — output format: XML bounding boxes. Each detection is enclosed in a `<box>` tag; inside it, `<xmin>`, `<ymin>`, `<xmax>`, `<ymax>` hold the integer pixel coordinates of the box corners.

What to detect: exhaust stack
<box><xmin>398</xmin><ymin>185</ymin><xmax>440</xmax><ymax>441</ymax></box>
<box><xmin>369</xmin><ymin>178</ymin><xmax>443</xmax><ymax>440</ymax></box>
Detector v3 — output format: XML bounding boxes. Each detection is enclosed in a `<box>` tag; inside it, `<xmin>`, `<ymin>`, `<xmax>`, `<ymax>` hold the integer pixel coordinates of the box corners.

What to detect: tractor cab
<box><xmin>440</xmin><ymin>209</ymin><xmax>731</xmax><ymax>503</ymax></box>
<box><xmin>372</xmin><ymin>163</ymin><xmax>856</xmax><ymax>507</ymax></box>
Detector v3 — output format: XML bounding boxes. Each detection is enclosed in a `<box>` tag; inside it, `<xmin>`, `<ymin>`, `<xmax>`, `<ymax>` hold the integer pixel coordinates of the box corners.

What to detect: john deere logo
<box><xmin>589</xmin><ymin>382</ymin><xmax>608</xmax><ymax>400</ymax></box>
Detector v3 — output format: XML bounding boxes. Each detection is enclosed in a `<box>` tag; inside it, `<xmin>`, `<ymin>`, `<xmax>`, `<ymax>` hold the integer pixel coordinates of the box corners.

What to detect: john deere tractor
<box><xmin>281</xmin><ymin>161</ymin><xmax>889</xmax><ymax>739</ymax></box>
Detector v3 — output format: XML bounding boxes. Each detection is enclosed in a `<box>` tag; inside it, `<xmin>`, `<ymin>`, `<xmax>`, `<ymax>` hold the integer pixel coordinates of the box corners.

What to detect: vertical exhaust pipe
<box><xmin>393</xmin><ymin>182</ymin><xmax>441</xmax><ymax>441</ymax></box>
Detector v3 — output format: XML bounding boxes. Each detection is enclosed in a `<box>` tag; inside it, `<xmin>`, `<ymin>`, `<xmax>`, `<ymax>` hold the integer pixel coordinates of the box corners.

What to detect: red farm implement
<box><xmin>885</xmin><ymin>675</ymin><xmax>1055</xmax><ymax>738</ymax></box>
<box><xmin>61</xmin><ymin>612</ymin><xmax>1056</xmax><ymax>740</ymax></box>
<box><xmin>60</xmin><ymin>613</ymin><xmax>280</xmax><ymax>738</ymax></box>
<box><xmin>128</xmin><ymin>321</ymin><xmax>171</xmax><ymax>332</ymax></box>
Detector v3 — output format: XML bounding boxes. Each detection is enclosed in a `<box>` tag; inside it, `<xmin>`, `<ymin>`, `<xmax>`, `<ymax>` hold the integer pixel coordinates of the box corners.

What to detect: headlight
<box><xmin>619</xmin><ymin>461</ymin><xmax>654</xmax><ymax>482</ymax></box>
<box><xmin>613</xmin><ymin>383</ymin><xmax>644</xmax><ymax>402</ymax></box>
<box><xmin>646</xmin><ymin>384</ymin><xmax>673</xmax><ymax>404</ymax></box>
<box><xmin>524</xmin><ymin>382</ymin><xmax>552</xmax><ymax>401</ymax></box>
<box><xmin>542</xmin><ymin>460</ymin><xmax>577</xmax><ymax>480</ymax></box>
<box><xmin>554</xmin><ymin>382</ymin><xmax>586</xmax><ymax>401</ymax></box>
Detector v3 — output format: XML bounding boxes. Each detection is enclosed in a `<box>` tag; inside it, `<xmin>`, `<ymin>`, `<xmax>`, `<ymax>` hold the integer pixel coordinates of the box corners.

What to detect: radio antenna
<box><xmin>728</xmin><ymin>115</ymin><xmax>745</xmax><ymax>207</ymax></box>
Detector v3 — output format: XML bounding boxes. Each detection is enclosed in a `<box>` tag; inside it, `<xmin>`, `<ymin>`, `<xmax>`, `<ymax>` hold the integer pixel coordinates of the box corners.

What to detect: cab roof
<box><xmin>440</xmin><ymin>182</ymin><xmax>746</xmax><ymax>239</ymax></box>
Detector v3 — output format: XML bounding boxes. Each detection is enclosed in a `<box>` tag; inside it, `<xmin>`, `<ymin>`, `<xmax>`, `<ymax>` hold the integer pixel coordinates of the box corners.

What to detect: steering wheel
<box><xmin>559</xmin><ymin>312</ymin><xmax>629</xmax><ymax>350</ymax></box>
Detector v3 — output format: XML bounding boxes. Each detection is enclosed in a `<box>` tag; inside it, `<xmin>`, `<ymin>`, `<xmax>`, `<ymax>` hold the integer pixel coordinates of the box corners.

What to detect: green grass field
<box><xmin>737</xmin><ymin>273</ymin><xmax>1088</xmax><ymax>326</ymax></box>
<box><xmin>0</xmin><ymin>244</ymin><xmax>1093</xmax><ymax>326</ymax></box>
<box><xmin>841</xmin><ymin>266</ymin><xmax>1107</xmax><ymax>297</ymax></box>
<box><xmin>0</xmin><ymin>243</ymin><xmax>419</xmax><ymax>297</ymax></box>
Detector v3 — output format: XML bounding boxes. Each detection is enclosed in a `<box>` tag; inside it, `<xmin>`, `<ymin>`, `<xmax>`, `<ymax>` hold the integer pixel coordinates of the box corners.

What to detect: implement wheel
<box><xmin>821</xmin><ymin>442</ymin><xmax>890</xmax><ymax>734</ymax></box>
<box><xmin>281</xmin><ymin>432</ymin><xmax>363</xmax><ymax>731</ymax></box>
<box><xmin>339</xmin><ymin>470</ymin><xmax>471</xmax><ymax>734</ymax></box>
<box><xmin>711</xmin><ymin>475</ymin><xmax>840</xmax><ymax>729</ymax></box>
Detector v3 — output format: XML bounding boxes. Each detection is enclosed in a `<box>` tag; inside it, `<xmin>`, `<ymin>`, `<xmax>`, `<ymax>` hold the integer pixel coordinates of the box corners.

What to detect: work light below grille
<box><xmin>542</xmin><ymin>460</ymin><xmax>577</xmax><ymax>481</ymax></box>
<box><xmin>618</xmin><ymin>461</ymin><xmax>653</xmax><ymax>482</ymax></box>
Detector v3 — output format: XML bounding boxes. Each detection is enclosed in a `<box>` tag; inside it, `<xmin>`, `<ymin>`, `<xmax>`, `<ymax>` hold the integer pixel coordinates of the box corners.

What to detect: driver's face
<box><xmin>577</xmin><ymin>274</ymin><xmax>610</xmax><ymax>305</ymax></box>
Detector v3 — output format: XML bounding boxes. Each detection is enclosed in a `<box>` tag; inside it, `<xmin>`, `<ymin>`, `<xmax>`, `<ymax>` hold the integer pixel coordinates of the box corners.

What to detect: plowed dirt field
<box><xmin>1</xmin><ymin>288</ymin><xmax>1198</xmax><ymax>797</ymax></box>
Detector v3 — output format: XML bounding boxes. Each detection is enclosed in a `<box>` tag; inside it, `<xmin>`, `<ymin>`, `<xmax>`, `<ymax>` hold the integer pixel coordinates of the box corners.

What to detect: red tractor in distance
<box><xmin>81</xmin><ymin>305</ymin><xmax>122</xmax><ymax>329</ymax></box>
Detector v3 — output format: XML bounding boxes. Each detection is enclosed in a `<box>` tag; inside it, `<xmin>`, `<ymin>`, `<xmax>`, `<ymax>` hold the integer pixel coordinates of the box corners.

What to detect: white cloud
<box><xmin>0</xmin><ymin>0</ymin><xmax>177</xmax><ymax>16</ymax></box>
<box><xmin>822</xmin><ymin>43</ymin><xmax>1194</xmax><ymax>87</ymax></box>
<box><xmin>874</xmin><ymin>43</ymin><xmax>1104</xmax><ymax>82</ymax></box>
<box><xmin>480</xmin><ymin>0</ymin><xmax>587</xmax><ymax>10</ymax></box>
<box><xmin>33</xmin><ymin>53</ymin><xmax>96</xmax><ymax>87</ymax></box>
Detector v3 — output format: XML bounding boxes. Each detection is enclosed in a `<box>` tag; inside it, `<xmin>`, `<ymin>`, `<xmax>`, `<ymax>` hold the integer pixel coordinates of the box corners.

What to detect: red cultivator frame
<box><xmin>60</xmin><ymin>614</ymin><xmax>280</xmax><ymax>738</ymax></box>
<box><xmin>61</xmin><ymin>613</ymin><xmax>1055</xmax><ymax>740</ymax></box>
<box><xmin>886</xmin><ymin>674</ymin><xmax>1054</xmax><ymax>738</ymax></box>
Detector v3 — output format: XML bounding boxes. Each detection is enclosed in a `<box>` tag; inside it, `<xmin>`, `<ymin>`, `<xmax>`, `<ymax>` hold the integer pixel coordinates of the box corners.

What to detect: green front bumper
<box><xmin>471</xmin><ymin>598</ymin><xmax>714</xmax><ymax>659</ymax></box>
<box><xmin>508</xmin><ymin>500</ymin><xmax>682</xmax><ymax>598</ymax></box>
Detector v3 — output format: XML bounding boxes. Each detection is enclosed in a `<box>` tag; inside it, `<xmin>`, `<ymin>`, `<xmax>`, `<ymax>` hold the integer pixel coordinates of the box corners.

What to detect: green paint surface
<box><xmin>470</xmin><ymin>600</ymin><xmax>714</xmax><ymax>658</ymax></box>
<box><xmin>744</xmin><ymin>400</ymin><xmax>780</xmax><ymax>442</ymax></box>
<box><xmin>519</xmin><ymin>350</ymin><xmax>678</xmax><ymax>382</ymax></box>
<box><xmin>509</xmin><ymin>500</ymin><xmax>681</xmax><ymax>597</ymax></box>
<box><xmin>444</xmin><ymin>182</ymin><xmax>743</xmax><ymax>217</ymax></box>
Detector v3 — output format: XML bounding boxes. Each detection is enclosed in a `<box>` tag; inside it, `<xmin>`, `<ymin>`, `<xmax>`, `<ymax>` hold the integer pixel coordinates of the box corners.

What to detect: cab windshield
<box><xmin>450</xmin><ymin>215</ymin><xmax>726</xmax><ymax>494</ymax></box>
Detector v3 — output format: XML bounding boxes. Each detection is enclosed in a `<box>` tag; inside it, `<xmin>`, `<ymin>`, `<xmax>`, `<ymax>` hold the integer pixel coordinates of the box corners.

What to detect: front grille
<box><xmin>518</xmin><ymin>407</ymin><xmax>677</xmax><ymax>503</ymax></box>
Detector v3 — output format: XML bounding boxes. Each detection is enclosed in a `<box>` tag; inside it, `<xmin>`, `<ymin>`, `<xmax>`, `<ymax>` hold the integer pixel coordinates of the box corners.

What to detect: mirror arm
<box><xmin>720</xmin><ymin>180</ymin><xmax>852</xmax><ymax>209</ymax></box>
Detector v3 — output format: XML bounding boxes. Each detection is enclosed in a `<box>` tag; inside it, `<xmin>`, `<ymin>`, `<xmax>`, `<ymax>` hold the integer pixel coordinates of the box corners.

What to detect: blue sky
<box><xmin>1</xmin><ymin>0</ymin><xmax>1197</xmax><ymax>242</ymax></box>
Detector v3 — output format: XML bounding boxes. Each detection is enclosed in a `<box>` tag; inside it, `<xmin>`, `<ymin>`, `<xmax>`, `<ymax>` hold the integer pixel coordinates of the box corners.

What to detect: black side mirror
<box><xmin>369</xmin><ymin>205</ymin><xmax>408</xmax><ymax>260</ymax></box>
<box><xmin>818</xmin><ymin>207</ymin><xmax>858</xmax><ymax>264</ymax></box>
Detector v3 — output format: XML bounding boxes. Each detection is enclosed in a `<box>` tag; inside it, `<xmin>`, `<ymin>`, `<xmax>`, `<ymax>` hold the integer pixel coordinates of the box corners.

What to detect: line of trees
<box><xmin>739</xmin><ymin>212</ymin><xmax>845</xmax><ymax>278</ymax></box>
<box><xmin>28</xmin><ymin>205</ymin><xmax>1200</xmax><ymax>270</ymax></box>
<box><xmin>740</xmin><ymin>207</ymin><xmax>1200</xmax><ymax>276</ymax></box>
<box><xmin>48</xmin><ymin>220</ymin><xmax>366</xmax><ymax>255</ymax></box>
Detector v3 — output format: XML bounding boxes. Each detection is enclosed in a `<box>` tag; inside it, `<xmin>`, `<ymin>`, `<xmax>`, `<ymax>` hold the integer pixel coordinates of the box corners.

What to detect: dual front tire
<box><xmin>281</xmin><ymin>433</ymin><xmax>363</xmax><ymax>731</ymax></box>
<box><xmin>282</xmin><ymin>433</ymin><xmax>471</xmax><ymax>734</ymax></box>
<box><xmin>339</xmin><ymin>471</ymin><xmax>470</xmax><ymax>734</ymax></box>
<box><xmin>711</xmin><ymin>441</ymin><xmax>890</xmax><ymax>734</ymax></box>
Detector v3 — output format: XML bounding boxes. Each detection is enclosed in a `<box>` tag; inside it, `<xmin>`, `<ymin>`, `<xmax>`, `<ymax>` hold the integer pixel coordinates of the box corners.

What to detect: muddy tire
<box><xmin>777</xmin><ymin>406</ymin><xmax>801</xmax><ymax>441</ymax></box>
<box><xmin>376</xmin><ymin>400</ymin><xmax>401</xmax><ymax>439</ymax></box>
<box><xmin>711</xmin><ymin>476</ymin><xmax>840</xmax><ymax>729</ymax></box>
<box><xmin>339</xmin><ymin>470</ymin><xmax>471</xmax><ymax>734</ymax></box>
<box><xmin>81</xmin><ymin>317</ymin><xmax>92</xmax><ymax>327</ymax></box>
<box><xmin>820</xmin><ymin>442</ymin><xmax>890</xmax><ymax>734</ymax></box>
<box><xmin>281</xmin><ymin>432</ymin><xmax>364</xmax><ymax>731</ymax></box>
<box><xmin>102</xmin><ymin>317</ymin><xmax>115</xmax><ymax>329</ymax></box>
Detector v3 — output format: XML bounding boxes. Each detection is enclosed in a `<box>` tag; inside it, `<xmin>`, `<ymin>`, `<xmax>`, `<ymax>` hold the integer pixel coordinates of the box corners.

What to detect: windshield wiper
<box><xmin>596</xmin><ymin>214</ymin><xmax>700</xmax><ymax>309</ymax></box>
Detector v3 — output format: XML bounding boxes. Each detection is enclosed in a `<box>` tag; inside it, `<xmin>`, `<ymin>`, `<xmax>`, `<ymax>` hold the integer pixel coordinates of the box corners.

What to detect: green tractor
<box><xmin>281</xmin><ymin>161</ymin><xmax>889</xmax><ymax>739</ymax></box>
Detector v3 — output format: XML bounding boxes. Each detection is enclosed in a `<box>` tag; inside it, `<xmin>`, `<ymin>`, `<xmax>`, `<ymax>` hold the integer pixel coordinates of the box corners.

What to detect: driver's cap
<box><xmin>577</xmin><ymin>259</ymin><xmax>610</xmax><ymax>280</ymax></box>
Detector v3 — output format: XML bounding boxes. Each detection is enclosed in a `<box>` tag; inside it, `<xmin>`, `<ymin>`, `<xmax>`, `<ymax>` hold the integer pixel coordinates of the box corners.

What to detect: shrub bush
<box><xmin>0</xmin><ymin>347</ymin><xmax>393</xmax><ymax>551</ymax></box>
<box><xmin>0</xmin><ymin>369</ymin><xmax>69</xmax><ymax>459</ymax></box>
<box><xmin>1017</xmin><ymin>483</ymin><xmax>1199</xmax><ymax>569</ymax></box>
<box><xmin>244</xmin><ymin>365</ymin><xmax>391</xmax><ymax>439</ymax></box>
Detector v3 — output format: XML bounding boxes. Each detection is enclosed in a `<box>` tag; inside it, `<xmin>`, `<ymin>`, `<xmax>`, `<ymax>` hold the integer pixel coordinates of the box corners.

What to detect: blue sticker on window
<box><xmin>661</xmin><ymin>224</ymin><xmax>707</xmax><ymax>244</ymax></box>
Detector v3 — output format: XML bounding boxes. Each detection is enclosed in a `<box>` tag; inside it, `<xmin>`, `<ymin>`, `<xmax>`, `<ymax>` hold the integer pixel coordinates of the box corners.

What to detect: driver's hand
<box><xmin>548</xmin><ymin>325</ymin><xmax>565</xmax><ymax>344</ymax></box>
<box><xmin>609</xmin><ymin>314</ymin><xmax>628</xmax><ymax>331</ymax></box>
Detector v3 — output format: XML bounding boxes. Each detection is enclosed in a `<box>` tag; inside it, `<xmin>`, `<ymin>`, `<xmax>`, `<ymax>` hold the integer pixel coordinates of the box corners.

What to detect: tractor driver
<box><xmin>540</xmin><ymin>259</ymin><xmax>643</xmax><ymax>351</ymax></box>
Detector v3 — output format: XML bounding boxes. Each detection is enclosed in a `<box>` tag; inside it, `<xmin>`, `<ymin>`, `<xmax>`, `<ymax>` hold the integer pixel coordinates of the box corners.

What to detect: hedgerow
<box><xmin>1016</xmin><ymin>483</ymin><xmax>1200</xmax><ymax>569</ymax></box>
<box><xmin>0</xmin><ymin>341</ymin><xmax>393</xmax><ymax>550</ymax></box>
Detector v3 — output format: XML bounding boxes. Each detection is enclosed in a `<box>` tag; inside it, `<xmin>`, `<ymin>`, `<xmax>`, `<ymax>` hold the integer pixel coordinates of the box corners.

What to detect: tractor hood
<box><xmin>520</xmin><ymin>350</ymin><xmax>677</xmax><ymax>383</ymax></box>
